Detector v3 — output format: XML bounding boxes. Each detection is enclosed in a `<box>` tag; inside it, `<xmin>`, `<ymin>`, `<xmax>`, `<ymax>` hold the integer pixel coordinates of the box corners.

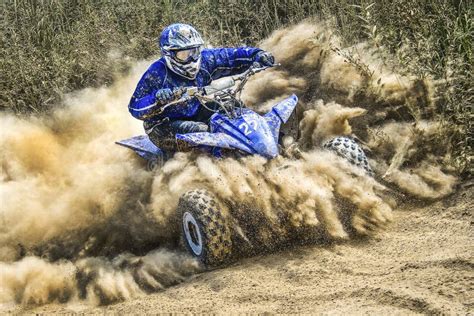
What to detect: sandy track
<box><xmin>17</xmin><ymin>186</ymin><xmax>474</xmax><ymax>314</ymax></box>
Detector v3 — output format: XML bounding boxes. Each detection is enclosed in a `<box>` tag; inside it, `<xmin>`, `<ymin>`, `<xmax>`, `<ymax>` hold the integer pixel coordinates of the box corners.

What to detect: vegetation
<box><xmin>1</xmin><ymin>0</ymin><xmax>472</xmax><ymax>173</ymax></box>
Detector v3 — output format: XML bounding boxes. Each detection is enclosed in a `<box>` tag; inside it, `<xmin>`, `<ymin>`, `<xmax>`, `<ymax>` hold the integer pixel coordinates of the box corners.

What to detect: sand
<box><xmin>15</xmin><ymin>185</ymin><xmax>472</xmax><ymax>314</ymax></box>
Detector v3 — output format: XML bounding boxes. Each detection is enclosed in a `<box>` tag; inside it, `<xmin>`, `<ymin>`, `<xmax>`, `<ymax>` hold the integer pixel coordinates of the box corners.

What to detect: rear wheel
<box><xmin>178</xmin><ymin>189</ymin><xmax>232</xmax><ymax>266</ymax></box>
<box><xmin>323</xmin><ymin>137</ymin><xmax>373</xmax><ymax>175</ymax></box>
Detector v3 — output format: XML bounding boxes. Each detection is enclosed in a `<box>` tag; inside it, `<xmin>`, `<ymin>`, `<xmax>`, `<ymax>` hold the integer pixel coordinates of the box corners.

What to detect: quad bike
<box><xmin>117</xmin><ymin>64</ymin><xmax>372</xmax><ymax>266</ymax></box>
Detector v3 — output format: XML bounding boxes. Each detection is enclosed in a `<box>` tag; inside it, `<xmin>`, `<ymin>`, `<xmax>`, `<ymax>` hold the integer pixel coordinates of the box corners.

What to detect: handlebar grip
<box><xmin>173</xmin><ymin>87</ymin><xmax>187</xmax><ymax>98</ymax></box>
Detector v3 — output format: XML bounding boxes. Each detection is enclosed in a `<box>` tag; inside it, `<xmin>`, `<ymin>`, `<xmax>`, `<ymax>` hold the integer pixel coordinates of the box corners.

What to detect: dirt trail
<box><xmin>15</xmin><ymin>185</ymin><xmax>471</xmax><ymax>314</ymax></box>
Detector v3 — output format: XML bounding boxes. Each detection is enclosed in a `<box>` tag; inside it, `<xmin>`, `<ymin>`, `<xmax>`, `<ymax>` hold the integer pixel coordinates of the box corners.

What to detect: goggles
<box><xmin>171</xmin><ymin>46</ymin><xmax>202</xmax><ymax>63</ymax></box>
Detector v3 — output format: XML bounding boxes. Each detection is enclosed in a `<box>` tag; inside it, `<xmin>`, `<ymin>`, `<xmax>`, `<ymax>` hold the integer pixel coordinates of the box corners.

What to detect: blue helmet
<box><xmin>159</xmin><ymin>23</ymin><xmax>204</xmax><ymax>80</ymax></box>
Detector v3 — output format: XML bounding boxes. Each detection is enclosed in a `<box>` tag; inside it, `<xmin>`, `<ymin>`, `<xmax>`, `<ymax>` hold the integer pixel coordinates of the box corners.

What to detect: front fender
<box><xmin>264</xmin><ymin>94</ymin><xmax>298</xmax><ymax>141</ymax></box>
<box><xmin>267</xmin><ymin>94</ymin><xmax>298</xmax><ymax>124</ymax></box>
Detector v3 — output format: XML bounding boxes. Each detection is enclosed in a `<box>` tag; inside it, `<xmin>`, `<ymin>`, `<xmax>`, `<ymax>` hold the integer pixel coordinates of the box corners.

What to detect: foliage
<box><xmin>1</xmin><ymin>0</ymin><xmax>471</xmax><ymax>173</ymax></box>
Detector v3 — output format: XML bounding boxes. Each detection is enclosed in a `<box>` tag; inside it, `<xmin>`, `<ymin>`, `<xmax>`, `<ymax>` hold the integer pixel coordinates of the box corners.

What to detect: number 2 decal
<box><xmin>239</xmin><ymin>120</ymin><xmax>257</xmax><ymax>136</ymax></box>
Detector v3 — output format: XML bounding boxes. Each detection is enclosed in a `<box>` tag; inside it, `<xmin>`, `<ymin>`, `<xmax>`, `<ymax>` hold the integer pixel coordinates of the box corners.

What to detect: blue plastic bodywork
<box><xmin>116</xmin><ymin>135</ymin><xmax>165</xmax><ymax>161</ymax></box>
<box><xmin>117</xmin><ymin>94</ymin><xmax>298</xmax><ymax>162</ymax></box>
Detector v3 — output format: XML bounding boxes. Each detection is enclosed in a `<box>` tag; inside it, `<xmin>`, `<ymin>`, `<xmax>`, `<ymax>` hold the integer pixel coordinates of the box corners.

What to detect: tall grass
<box><xmin>1</xmin><ymin>0</ymin><xmax>472</xmax><ymax>174</ymax></box>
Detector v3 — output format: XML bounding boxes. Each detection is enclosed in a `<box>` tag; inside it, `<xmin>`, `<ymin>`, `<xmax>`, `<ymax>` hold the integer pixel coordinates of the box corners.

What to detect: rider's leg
<box><xmin>147</xmin><ymin>120</ymin><xmax>208</xmax><ymax>151</ymax></box>
<box><xmin>169</xmin><ymin>120</ymin><xmax>208</xmax><ymax>133</ymax></box>
<box><xmin>147</xmin><ymin>102</ymin><xmax>219</xmax><ymax>151</ymax></box>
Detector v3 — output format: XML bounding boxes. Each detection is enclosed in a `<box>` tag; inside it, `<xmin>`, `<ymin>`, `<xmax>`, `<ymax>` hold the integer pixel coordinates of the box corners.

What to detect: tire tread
<box><xmin>178</xmin><ymin>189</ymin><xmax>232</xmax><ymax>266</ymax></box>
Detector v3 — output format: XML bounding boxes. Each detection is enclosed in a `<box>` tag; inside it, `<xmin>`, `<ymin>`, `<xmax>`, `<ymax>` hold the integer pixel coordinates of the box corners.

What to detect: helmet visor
<box><xmin>172</xmin><ymin>47</ymin><xmax>202</xmax><ymax>63</ymax></box>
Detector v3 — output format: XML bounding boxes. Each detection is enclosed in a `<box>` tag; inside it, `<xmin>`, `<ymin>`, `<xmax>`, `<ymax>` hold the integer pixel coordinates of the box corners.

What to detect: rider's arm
<box><xmin>128</xmin><ymin>61</ymin><xmax>166</xmax><ymax>120</ymax></box>
<box><xmin>204</xmin><ymin>47</ymin><xmax>263</xmax><ymax>80</ymax></box>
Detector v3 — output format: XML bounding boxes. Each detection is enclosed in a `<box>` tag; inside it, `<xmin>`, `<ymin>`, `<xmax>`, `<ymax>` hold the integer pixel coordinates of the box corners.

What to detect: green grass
<box><xmin>1</xmin><ymin>0</ymin><xmax>472</xmax><ymax>174</ymax></box>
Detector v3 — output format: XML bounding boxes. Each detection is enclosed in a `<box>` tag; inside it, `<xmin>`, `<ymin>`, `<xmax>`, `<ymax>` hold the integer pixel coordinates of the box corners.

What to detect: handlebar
<box><xmin>155</xmin><ymin>63</ymin><xmax>280</xmax><ymax>115</ymax></box>
<box><xmin>236</xmin><ymin>62</ymin><xmax>280</xmax><ymax>78</ymax></box>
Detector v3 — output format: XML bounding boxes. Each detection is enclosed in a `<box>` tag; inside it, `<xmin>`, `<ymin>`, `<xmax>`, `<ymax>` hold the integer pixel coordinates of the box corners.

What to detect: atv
<box><xmin>117</xmin><ymin>64</ymin><xmax>371</xmax><ymax>266</ymax></box>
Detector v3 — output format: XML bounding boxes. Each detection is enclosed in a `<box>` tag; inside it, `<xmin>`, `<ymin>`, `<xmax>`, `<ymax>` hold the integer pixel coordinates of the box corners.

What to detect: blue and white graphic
<box><xmin>118</xmin><ymin>64</ymin><xmax>299</xmax><ymax>164</ymax></box>
<box><xmin>176</xmin><ymin>95</ymin><xmax>298</xmax><ymax>158</ymax></box>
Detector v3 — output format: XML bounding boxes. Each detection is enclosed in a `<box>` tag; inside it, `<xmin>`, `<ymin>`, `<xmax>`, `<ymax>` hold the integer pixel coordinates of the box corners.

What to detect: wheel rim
<box><xmin>147</xmin><ymin>159</ymin><xmax>157</xmax><ymax>171</ymax></box>
<box><xmin>183</xmin><ymin>212</ymin><xmax>203</xmax><ymax>256</ymax></box>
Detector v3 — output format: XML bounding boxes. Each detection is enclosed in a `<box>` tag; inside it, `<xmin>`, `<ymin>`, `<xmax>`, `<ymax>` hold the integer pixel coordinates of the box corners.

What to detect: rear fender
<box><xmin>115</xmin><ymin>135</ymin><xmax>164</xmax><ymax>161</ymax></box>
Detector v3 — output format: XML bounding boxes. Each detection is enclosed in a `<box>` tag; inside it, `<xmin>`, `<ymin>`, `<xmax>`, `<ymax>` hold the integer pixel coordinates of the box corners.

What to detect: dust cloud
<box><xmin>0</xmin><ymin>250</ymin><xmax>199</xmax><ymax>305</ymax></box>
<box><xmin>0</xmin><ymin>20</ymin><xmax>456</xmax><ymax>307</ymax></box>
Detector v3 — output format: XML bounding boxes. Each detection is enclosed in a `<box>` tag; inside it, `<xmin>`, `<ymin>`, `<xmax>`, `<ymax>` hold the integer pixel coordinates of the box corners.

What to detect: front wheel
<box><xmin>147</xmin><ymin>157</ymin><xmax>164</xmax><ymax>172</ymax></box>
<box><xmin>178</xmin><ymin>189</ymin><xmax>232</xmax><ymax>266</ymax></box>
<box><xmin>323</xmin><ymin>136</ymin><xmax>374</xmax><ymax>175</ymax></box>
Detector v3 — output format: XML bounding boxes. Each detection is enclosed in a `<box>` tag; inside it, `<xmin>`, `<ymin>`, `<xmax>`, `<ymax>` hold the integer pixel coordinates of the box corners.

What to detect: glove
<box><xmin>255</xmin><ymin>51</ymin><xmax>275</xmax><ymax>67</ymax></box>
<box><xmin>156</xmin><ymin>87</ymin><xmax>187</xmax><ymax>104</ymax></box>
<box><xmin>155</xmin><ymin>88</ymin><xmax>175</xmax><ymax>104</ymax></box>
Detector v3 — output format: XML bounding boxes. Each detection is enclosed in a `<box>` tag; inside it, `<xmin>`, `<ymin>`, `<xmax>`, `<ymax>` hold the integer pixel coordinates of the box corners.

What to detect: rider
<box><xmin>128</xmin><ymin>23</ymin><xmax>274</xmax><ymax>150</ymax></box>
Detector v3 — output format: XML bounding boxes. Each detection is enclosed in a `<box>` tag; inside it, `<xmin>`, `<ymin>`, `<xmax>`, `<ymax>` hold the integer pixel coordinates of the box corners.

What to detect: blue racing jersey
<box><xmin>128</xmin><ymin>47</ymin><xmax>262</xmax><ymax>127</ymax></box>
